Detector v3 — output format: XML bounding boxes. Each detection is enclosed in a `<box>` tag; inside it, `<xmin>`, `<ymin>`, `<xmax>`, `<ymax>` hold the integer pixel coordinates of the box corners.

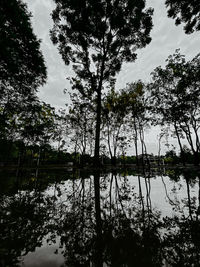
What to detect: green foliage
<box><xmin>0</xmin><ymin>139</ymin><xmax>18</xmax><ymax>163</ymax></box>
<box><xmin>102</xmin><ymin>88</ymin><xmax>130</xmax><ymax>163</ymax></box>
<box><xmin>164</xmin><ymin>156</ymin><xmax>175</xmax><ymax>164</ymax></box>
<box><xmin>17</xmin><ymin>100</ymin><xmax>56</xmax><ymax>145</ymax></box>
<box><xmin>118</xmin><ymin>155</ymin><xmax>137</xmax><ymax>165</ymax></box>
<box><xmin>67</xmin><ymin>91</ymin><xmax>95</xmax><ymax>156</ymax></box>
<box><xmin>164</xmin><ymin>150</ymin><xmax>180</xmax><ymax>165</ymax></box>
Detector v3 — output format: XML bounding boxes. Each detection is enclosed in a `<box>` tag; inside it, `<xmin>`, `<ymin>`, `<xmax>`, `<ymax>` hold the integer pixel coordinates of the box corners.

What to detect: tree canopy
<box><xmin>0</xmin><ymin>0</ymin><xmax>47</xmax><ymax>140</ymax></box>
<box><xmin>50</xmin><ymin>0</ymin><xmax>153</xmax><ymax>164</ymax></box>
<box><xmin>0</xmin><ymin>0</ymin><xmax>47</xmax><ymax>89</ymax></box>
<box><xmin>165</xmin><ymin>0</ymin><xmax>200</xmax><ymax>33</ymax></box>
<box><xmin>149</xmin><ymin>50</ymin><xmax>200</xmax><ymax>164</ymax></box>
<box><xmin>51</xmin><ymin>0</ymin><xmax>153</xmax><ymax>86</ymax></box>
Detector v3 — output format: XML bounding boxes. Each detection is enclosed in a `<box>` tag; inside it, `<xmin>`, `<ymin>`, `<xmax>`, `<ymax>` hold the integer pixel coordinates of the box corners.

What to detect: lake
<box><xmin>0</xmin><ymin>167</ymin><xmax>200</xmax><ymax>266</ymax></box>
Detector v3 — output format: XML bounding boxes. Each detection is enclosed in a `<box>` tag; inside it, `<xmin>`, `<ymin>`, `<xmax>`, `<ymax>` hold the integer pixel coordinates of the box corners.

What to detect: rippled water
<box><xmin>0</xmin><ymin>168</ymin><xmax>200</xmax><ymax>266</ymax></box>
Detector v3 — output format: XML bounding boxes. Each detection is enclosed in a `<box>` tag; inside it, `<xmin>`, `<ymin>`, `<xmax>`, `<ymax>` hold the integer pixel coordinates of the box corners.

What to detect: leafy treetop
<box><xmin>50</xmin><ymin>0</ymin><xmax>153</xmax><ymax>90</ymax></box>
<box><xmin>0</xmin><ymin>0</ymin><xmax>47</xmax><ymax>90</ymax></box>
<box><xmin>165</xmin><ymin>0</ymin><xmax>200</xmax><ymax>33</ymax></box>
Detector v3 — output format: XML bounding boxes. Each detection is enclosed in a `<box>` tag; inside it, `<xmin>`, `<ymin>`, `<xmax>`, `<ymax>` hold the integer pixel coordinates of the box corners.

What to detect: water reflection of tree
<box><xmin>57</xmin><ymin>170</ymin><xmax>200</xmax><ymax>266</ymax></box>
<box><xmin>53</xmin><ymin>174</ymin><xmax>96</xmax><ymax>266</ymax></box>
<box><xmin>2</xmin><ymin>170</ymin><xmax>200</xmax><ymax>266</ymax></box>
<box><xmin>0</xmin><ymin>191</ymin><xmax>52</xmax><ymax>266</ymax></box>
<box><xmin>102</xmin><ymin>173</ymin><xmax>162</xmax><ymax>267</ymax></box>
<box><xmin>0</xmin><ymin>170</ymin><xmax>64</xmax><ymax>266</ymax></box>
<box><xmin>163</xmin><ymin>171</ymin><xmax>200</xmax><ymax>266</ymax></box>
<box><xmin>58</xmin><ymin>172</ymin><xmax>163</xmax><ymax>267</ymax></box>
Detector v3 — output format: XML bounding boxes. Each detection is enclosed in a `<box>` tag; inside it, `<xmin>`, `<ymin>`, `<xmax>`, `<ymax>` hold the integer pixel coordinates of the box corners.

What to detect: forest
<box><xmin>1</xmin><ymin>0</ymin><xmax>200</xmax><ymax>266</ymax></box>
<box><xmin>0</xmin><ymin>0</ymin><xmax>200</xmax><ymax>169</ymax></box>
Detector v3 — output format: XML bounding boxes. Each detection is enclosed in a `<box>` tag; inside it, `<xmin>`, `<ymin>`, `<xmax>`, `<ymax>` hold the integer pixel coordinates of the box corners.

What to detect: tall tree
<box><xmin>165</xmin><ymin>0</ymin><xmax>200</xmax><ymax>33</ymax></box>
<box><xmin>53</xmin><ymin>109</ymin><xmax>69</xmax><ymax>153</ymax></box>
<box><xmin>102</xmin><ymin>88</ymin><xmax>129</xmax><ymax>165</ymax></box>
<box><xmin>68</xmin><ymin>91</ymin><xmax>95</xmax><ymax>160</ymax></box>
<box><xmin>149</xmin><ymin>50</ymin><xmax>200</xmax><ymax>165</ymax></box>
<box><xmin>50</xmin><ymin>0</ymin><xmax>153</xmax><ymax>165</ymax></box>
<box><xmin>0</xmin><ymin>0</ymin><xmax>47</xmax><ymax>88</ymax></box>
<box><xmin>121</xmin><ymin>81</ymin><xmax>149</xmax><ymax>165</ymax></box>
<box><xmin>0</xmin><ymin>0</ymin><xmax>47</xmax><ymax>138</ymax></box>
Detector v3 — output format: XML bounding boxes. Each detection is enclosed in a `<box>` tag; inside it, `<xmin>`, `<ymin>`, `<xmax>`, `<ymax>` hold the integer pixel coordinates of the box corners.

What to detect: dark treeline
<box><xmin>0</xmin><ymin>0</ymin><xmax>200</xmax><ymax>167</ymax></box>
<box><xmin>2</xmin><ymin>50</ymin><xmax>200</xmax><ymax>167</ymax></box>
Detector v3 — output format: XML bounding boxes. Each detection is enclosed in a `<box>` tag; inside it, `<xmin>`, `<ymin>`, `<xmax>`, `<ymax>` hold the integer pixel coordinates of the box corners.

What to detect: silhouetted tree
<box><xmin>0</xmin><ymin>0</ymin><xmax>46</xmax><ymax>87</ymax></box>
<box><xmin>68</xmin><ymin>91</ymin><xmax>95</xmax><ymax>162</ymax></box>
<box><xmin>149</xmin><ymin>50</ymin><xmax>200</xmax><ymax>165</ymax></box>
<box><xmin>165</xmin><ymin>0</ymin><xmax>200</xmax><ymax>33</ymax></box>
<box><xmin>50</xmin><ymin>0</ymin><xmax>153</xmax><ymax>165</ymax></box>
<box><xmin>102</xmin><ymin>88</ymin><xmax>129</xmax><ymax>166</ymax></box>
<box><xmin>0</xmin><ymin>0</ymin><xmax>47</xmax><ymax>139</ymax></box>
<box><xmin>121</xmin><ymin>81</ymin><xmax>150</xmax><ymax>166</ymax></box>
<box><xmin>53</xmin><ymin>108</ymin><xmax>69</xmax><ymax>153</ymax></box>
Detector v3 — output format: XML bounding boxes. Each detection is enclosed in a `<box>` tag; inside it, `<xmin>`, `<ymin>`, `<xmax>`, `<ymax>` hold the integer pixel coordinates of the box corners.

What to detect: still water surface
<box><xmin>0</xmin><ymin>168</ymin><xmax>200</xmax><ymax>266</ymax></box>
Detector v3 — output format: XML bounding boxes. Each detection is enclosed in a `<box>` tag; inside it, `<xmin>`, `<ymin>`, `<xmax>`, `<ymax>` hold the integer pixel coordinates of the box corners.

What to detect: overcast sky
<box><xmin>24</xmin><ymin>0</ymin><xmax>200</xmax><ymax>154</ymax></box>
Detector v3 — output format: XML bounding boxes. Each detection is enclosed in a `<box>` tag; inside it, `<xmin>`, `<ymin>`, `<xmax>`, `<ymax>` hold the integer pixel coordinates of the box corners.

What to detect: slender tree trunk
<box><xmin>138</xmin><ymin>176</ymin><xmax>145</xmax><ymax>216</ymax></box>
<box><xmin>93</xmin><ymin>171</ymin><xmax>103</xmax><ymax>267</ymax></box>
<box><xmin>158</xmin><ymin>134</ymin><xmax>162</xmax><ymax>166</ymax></box>
<box><xmin>139</xmin><ymin>125</ymin><xmax>149</xmax><ymax>168</ymax></box>
<box><xmin>37</xmin><ymin>148</ymin><xmax>41</xmax><ymax>168</ymax></box>
<box><xmin>191</xmin><ymin>116</ymin><xmax>200</xmax><ymax>152</ymax></box>
<box><xmin>106</xmin><ymin>121</ymin><xmax>113</xmax><ymax>163</ymax></box>
<box><xmin>141</xmin><ymin>127</ymin><xmax>150</xmax><ymax>169</ymax></box>
<box><xmin>94</xmin><ymin>53</ymin><xmax>106</xmax><ymax>166</ymax></box>
<box><xmin>94</xmin><ymin>88</ymin><xmax>102</xmax><ymax>166</ymax></box>
<box><xmin>139</xmin><ymin>128</ymin><xmax>144</xmax><ymax>168</ymax></box>
<box><xmin>185</xmin><ymin>177</ymin><xmax>193</xmax><ymax>221</ymax></box>
<box><xmin>174</xmin><ymin>122</ymin><xmax>185</xmax><ymax>166</ymax></box>
<box><xmin>109</xmin><ymin>174</ymin><xmax>114</xmax><ymax>217</ymax></box>
<box><xmin>16</xmin><ymin>150</ymin><xmax>21</xmax><ymax>177</ymax></box>
<box><xmin>133</xmin><ymin>118</ymin><xmax>139</xmax><ymax>166</ymax></box>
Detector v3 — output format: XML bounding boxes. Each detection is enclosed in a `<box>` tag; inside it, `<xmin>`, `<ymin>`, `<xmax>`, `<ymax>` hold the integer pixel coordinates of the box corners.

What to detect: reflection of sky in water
<box><xmin>20</xmin><ymin>244</ymin><xmax>64</xmax><ymax>267</ymax></box>
<box><xmin>4</xmin><ymin>172</ymin><xmax>199</xmax><ymax>266</ymax></box>
<box><xmin>128</xmin><ymin>175</ymin><xmax>194</xmax><ymax>217</ymax></box>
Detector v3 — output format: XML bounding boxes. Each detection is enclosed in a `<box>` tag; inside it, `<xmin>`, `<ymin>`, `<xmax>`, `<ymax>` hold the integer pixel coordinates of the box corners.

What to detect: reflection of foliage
<box><xmin>102</xmin><ymin>210</ymin><xmax>163</xmax><ymax>267</ymax></box>
<box><xmin>165</xmin><ymin>169</ymin><xmax>181</xmax><ymax>182</ymax></box>
<box><xmin>60</xmin><ymin>210</ymin><xmax>95</xmax><ymax>266</ymax></box>
<box><xmin>162</xmin><ymin>172</ymin><xmax>200</xmax><ymax>266</ymax></box>
<box><xmin>0</xmin><ymin>191</ymin><xmax>53</xmax><ymax>266</ymax></box>
<box><xmin>55</xmin><ymin>177</ymin><xmax>96</xmax><ymax>266</ymax></box>
<box><xmin>57</xmin><ymin>174</ymin><xmax>163</xmax><ymax>266</ymax></box>
<box><xmin>163</xmin><ymin>217</ymin><xmax>200</xmax><ymax>266</ymax></box>
<box><xmin>57</xmin><ymin>171</ymin><xmax>200</xmax><ymax>266</ymax></box>
<box><xmin>101</xmin><ymin>174</ymin><xmax>163</xmax><ymax>266</ymax></box>
<box><xmin>1</xmin><ymin>170</ymin><xmax>200</xmax><ymax>266</ymax></box>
